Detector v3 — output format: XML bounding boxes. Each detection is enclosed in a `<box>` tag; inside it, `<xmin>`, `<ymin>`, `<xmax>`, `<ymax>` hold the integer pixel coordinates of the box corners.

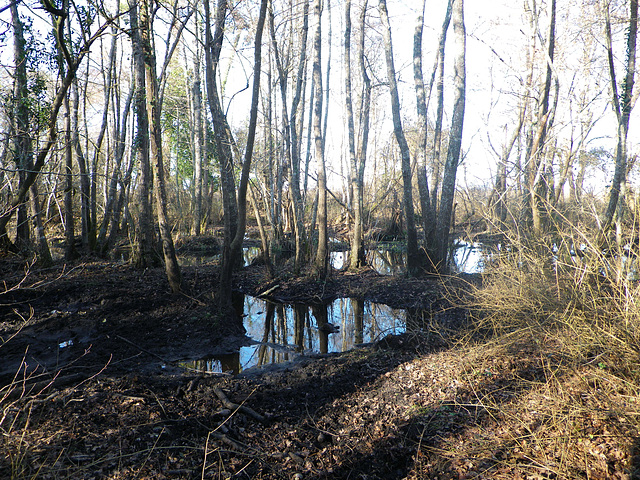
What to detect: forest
<box><xmin>1</xmin><ymin>0</ymin><xmax>640</xmax><ymax>478</ymax></box>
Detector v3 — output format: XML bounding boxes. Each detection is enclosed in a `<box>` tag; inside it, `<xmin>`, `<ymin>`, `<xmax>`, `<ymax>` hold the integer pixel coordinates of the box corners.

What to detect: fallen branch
<box><xmin>258</xmin><ymin>284</ymin><xmax>280</xmax><ymax>298</ymax></box>
<box><xmin>213</xmin><ymin>386</ymin><xmax>268</xmax><ymax>424</ymax></box>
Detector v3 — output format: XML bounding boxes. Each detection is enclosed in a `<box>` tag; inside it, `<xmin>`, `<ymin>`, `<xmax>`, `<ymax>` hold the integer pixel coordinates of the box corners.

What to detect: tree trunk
<box><xmin>129</xmin><ymin>0</ymin><xmax>158</xmax><ymax>268</ymax></box>
<box><xmin>140</xmin><ymin>0</ymin><xmax>183</xmax><ymax>293</ymax></box>
<box><xmin>63</xmin><ymin>87</ymin><xmax>77</xmax><ymax>260</ymax></box>
<box><xmin>527</xmin><ymin>0</ymin><xmax>556</xmax><ymax>238</ymax></box>
<box><xmin>345</xmin><ymin>0</ymin><xmax>366</xmax><ymax>270</ymax></box>
<box><xmin>429</xmin><ymin>2</ymin><xmax>453</xmax><ymax>212</ymax></box>
<box><xmin>312</xmin><ymin>0</ymin><xmax>329</xmax><ymax>279</ymax></box>
<box><xmin>219</xmin><ymin>0</ymin><xmax>268</xmax><ymax>305</ymax></box>
<box><xmin>378</xmin><ymin>0</ymin><xmax>421</xmax><ymax>276</ymax></box>
<box><xmin>601</xmin><ymin>0</ymin><xmax>638</xmax><ymax>235</ymax></box>
<box><xmin>98</xmin><ymin>84</ymin><xmax>133</xmax><ymax>254</ymax></box>
<box><xmin>353</xmin><ymin>0</ymin><xmax>371</xmax><ymax>269</ymax></box>
<box><xmin>191</xmin><ymin>10</ymin><xmax>205</xmax><ymax>236</ymax></box>
<box><xmin>0</xmin><ymin>1</ymin><xmax>109</xmax><ymax>251</ymax></box>
<box><xmin>435</xmin><ymin>0</ymin><xmax>466</xmax><ymax>271</ymax></box>
<box><xmin>413</xmin><ymin>0</ymin><xmax>436</xmax><ymax>270</ymax></box>
<box><xmin>204</xmin><ymin>0</ymin><xmax>239</xmax><ymax>280</ymax></box>
<box><xmin>269</xmin><ymin>0</ymin><xmax>309</xmax><ymax>272</ymax></box>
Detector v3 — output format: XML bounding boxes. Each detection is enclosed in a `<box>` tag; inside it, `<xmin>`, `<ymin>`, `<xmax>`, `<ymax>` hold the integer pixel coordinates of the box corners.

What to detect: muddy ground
<box><xmin>1</xmin><ymin>242</ymin><xmax>639</xmax><ymax>479</ymax></box>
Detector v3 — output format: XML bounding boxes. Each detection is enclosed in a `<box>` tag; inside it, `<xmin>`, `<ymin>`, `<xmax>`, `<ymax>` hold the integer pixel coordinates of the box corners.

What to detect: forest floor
<box><xmin>1</xmin><ymin>237</ymin><xmax>639</xmax><ymax>479</ymax></box>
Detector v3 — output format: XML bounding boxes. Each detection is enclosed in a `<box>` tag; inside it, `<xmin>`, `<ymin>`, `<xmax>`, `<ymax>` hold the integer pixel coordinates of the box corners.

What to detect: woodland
<box><xmin>1</xmin><ymin>0</ymin><xmax>640</xmax><ymax>478</ymax></box>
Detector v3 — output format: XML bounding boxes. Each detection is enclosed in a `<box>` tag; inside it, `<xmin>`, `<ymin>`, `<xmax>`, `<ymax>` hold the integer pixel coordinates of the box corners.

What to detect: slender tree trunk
<box><xmin>204</xmin><ymin>0</ymin><xmax>239</xmax><ymax>280</ymax></box>
<box><xmin>63</xmin><ymin>89</ymin><xmax>76</xmax><ymax>260</ymax></box>
<box><xmin>378</xmin><ymin>0</ymin><xmax>421</xmax><ymax>276</ymax></box>
<box><xmin>9</xmin><ymin>1</ymin><xmax>31</xmax><ymax>252</ymax></box>
<box><xmin>129</xmin><ymin>0</ymin><xmax>157</xmax><ymax>268</ymax></box>
<box><xmin>269</xmin><ymin>0</ymin><xmax>309</xmax><ymax>272</ymax></box>
<box><xmin>140</xmin><ymin>0</ymin><xmax>182</xmax><ymax>293</ymax></box>
<box><xmin>435</xmin><ymin>0</ymin><xmax>466</xmax><ymax>271</ymax></box>
<box><xmin>191</xmin><ymin>11</ymin><xmax>204</xmax><ymax>236</ymax></box>
<box><xmin>601</xmin><ymin>0</ymin><xmax>638</xmax><ymax>235</ymax></box>
<box><xmin>413</xmin><ymin>0</ymin><xmax>436</xmax><ymax>270</ymax></box>
<box><xmin>354</xmin><ymin>0</ymin><xmax>371</xmax><ymax>268</ymax></box>
<box><xmin>98</xmin><ymin>85</ymin><xmax>133</xmax><ymax>253</ymax></box>
<box><xmin>345</xmin><ymin>0</ymin><xmax>366</xmax><ymax>270</ymax></box>
<box><xmin>312</xmin><ymin>0</ymin><xmax>328</xmax><ymax>278</ymax></box>
<box><xmin>528</xmin><ymin>0</ymin><xmax>556</xmax><ymax>238</ymax></box>
<box><xmin>219</xmin><ymin>0</ymin><xmax>267</xmax><ymax>305</ymax></box>
<box><xmin>289</xmin><ymin>0</ymin><xmax>310</xmax><ymax>271</ymax></box>
<box><xmin>430</xmin><ymin>2</ymin><xmax>453</xmax><ymax>212</ymax></box>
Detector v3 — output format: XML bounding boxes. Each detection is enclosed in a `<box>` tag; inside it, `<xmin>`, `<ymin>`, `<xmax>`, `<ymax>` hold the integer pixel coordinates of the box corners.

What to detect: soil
<box><xmin>1</xmin><ymin>241</ymin><xmax>638</xmax><ymax>479</ymax></box>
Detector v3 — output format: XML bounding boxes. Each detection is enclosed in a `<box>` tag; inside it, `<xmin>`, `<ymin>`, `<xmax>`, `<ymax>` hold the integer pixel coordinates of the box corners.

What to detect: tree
<box><xmin>434</xmin><ymin>0</ymin><xmax>466</xmax><ymax>270</ymax></box>
<box><xmin>129</xmin><ymin>0</ymin><xmax>158</xmax><ymax>268</ymax></box>
<box><xmin>378</xmin><ymin>0</ymin><xmax>421</xmax><ymax>276</ymax></box>
<box><xmin>312</xmin><ymin>0</ymin><xmax>329</xmax><ymax>279</ymax></box>
<box><xmin>0</xmin><ymin>0</ymin><xmax>111</xmax><ymax>253</ymax></box>
<box><xmin>9</xmin><ymin>0</ymin><xmax>51</xmax><ymax>265</ymax></box>
<box><xmin>526</xmin><ymin>0</ymin><xmax>556</xmax><ymax>238</ymax></box>
<box><xmin>140</xmin><ymin>0</ymin><xmax>184</xmax><ymax>293</ymax></box>
<box><xmin>219</xmin><ymin>0</ymin><xmax>268</xmax><ymax>305</ymax></box>
<box><xmin>350</xmin><ymin>0</ymin><xmax>372</xmax><ymax>271</ymax></box>
<box><xmin>268</xmin><ymin>0</ymin><xmax>310</xmax><ymax>272</ymax></box>
<box><xmin>600</xmin><ymin>0</ymin><xmax>638</xmax><ymax>241</ymax></box>
<box><xmin>204</xmin><ymin>0</ymin><xmax>239</xmax><ymax>281</ymax></box>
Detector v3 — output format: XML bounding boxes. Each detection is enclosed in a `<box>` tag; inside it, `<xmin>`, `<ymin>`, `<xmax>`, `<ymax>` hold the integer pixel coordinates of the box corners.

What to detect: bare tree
<box><xmin>434</xmin><ymin>0</ymin><xmax>466</xmax><ymax>270</ymax></box>
<box><xmin>378</xmin><ymin>0</ymin><xmax>421</xmax><ymax>275</ymax></box>
<box><xmin>0</xmin><ymin>0</ymin><xmax>111</xmax><ymax>253</ymax></box>
<box><xmin>312</xmin><ymin>0</ymin><xmax>329</xmax><ymax>278</ymax></box>
<box><xmin>219</xmin><ymin>0</ymin><xmax>268</xmax><ymax>305</ymax></box>
<box><xmin>600</xmin><ymin>0</ymin><xmax>638</xmax><ymax>239</ymax></box>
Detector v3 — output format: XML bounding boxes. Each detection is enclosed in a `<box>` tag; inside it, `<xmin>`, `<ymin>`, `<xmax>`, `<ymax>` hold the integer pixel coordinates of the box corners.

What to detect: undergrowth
<box><xmin>430</xmin><ymin>226</ymin><xmax>640</xmax><ymax>479</ymax></box>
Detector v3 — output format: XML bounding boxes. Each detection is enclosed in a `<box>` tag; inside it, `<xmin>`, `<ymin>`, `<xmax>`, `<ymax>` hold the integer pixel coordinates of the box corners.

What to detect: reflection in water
<box><xmin>179</xmin><ymin>241</ymin><xmax>485</xmax><ymax>374</ymax></box>
<box><xmin>179</xmin><ymin>352</ymin><xmax>240</xmax><ymax>375</ymax></box>
<box><xmin>183</xmin><ymin>296</ymin><xmax>408</xmax><ymax>375</ymax></box>
<box><xmin>369</xmin><ymin>246</ymin><xmax>407</xmax><ymax>275</ymax></box>
<box><xmin>178</xmin><ymin>241</ymin><xmax>484</xmax><ymax>273</ymax></box>
<box><xmin>178</xmin><ymin>246</ymin><xmax>262</xmax><ymax>267</ymax></box>
<box><xmin>237</xmin><ymin>297</ymin><xmax>406</xmax><ymax>373</ymax></box>
<box><xmin>452</xmin><ymin>240</ymin><xmax>484</xmax><ymax>274</ymax></box>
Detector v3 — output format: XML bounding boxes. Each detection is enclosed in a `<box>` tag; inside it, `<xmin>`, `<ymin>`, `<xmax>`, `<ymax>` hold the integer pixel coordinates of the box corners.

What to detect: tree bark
<box><xmin>413</xmin><ymin>0</ymin><xmax>436</xmax><ymax>270</ymax></box>
<box><xmin>129</xmin><ymin>0</ymin><xmax>158</xmax><ymax>269</ymax></box>
<box><xmin>312</xmin><ymin>0</ymin><xmax>329</xmax><ymax>279</ymax></box>
<box><xmin>0</xmin><ymin>0</ymin><xmax>109</xmax><ymax>252</ymax></box>
<box><xmin>204</xmin><ymin>0</ymin><xmax>239</xmax><ymax>280</ymax></box>
<box><xmin>140</xmin><ymin>0</ymin><xmax>183</xmax><ymax>293</ymax></box>
<box><xmin>527</xmin><ymin>0</ymin><xmax>556</xmax><ymax>238</ymax></box>
<box><xmin>345</xmin><ymin>0</ymin><xmax>366</xmax><ymax>270</ymax></box>
<box><xmin>435</xmin><ymin>0</ymin><xmax>466</xmax><ymax>271</ymax></box>
<box><xmin>601</xmin><ymin>0</ymin><xmax>638</xmax><ymax>235</ymax></box>
<box><xmin>378</xmin><ymin>0</ymin><xmax>421</xmax><ymax>276</ymax></box>
<box><xmin>219</xmin><ymin>0</ymin><xmax>268</xmax><ymax>305</ymax></box>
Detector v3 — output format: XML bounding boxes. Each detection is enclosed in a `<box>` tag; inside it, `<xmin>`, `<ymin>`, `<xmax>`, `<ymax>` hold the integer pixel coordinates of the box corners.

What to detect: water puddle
<box><xmin>452</xmin><ymin>240</ymin><xmax>484</xmax><ymax>274</ymax></box>
<box><xmin>332</xmin><ymin>240</ymin><xmax>484</xmax><ymax>275</ymax></box>
<box><xmin>178</xmin><ymin>246</ymin><xmax>262</xmax><ymax>267</ymax></box>
<box><xmin>176</xmin><ymin>239</ymin><xmax>484</xmax><ymax>374</ymax></box>
<box><xmin>180</xmin><ymin>295</ymin><xmax>406</xmax><ymax>375</ymax></box>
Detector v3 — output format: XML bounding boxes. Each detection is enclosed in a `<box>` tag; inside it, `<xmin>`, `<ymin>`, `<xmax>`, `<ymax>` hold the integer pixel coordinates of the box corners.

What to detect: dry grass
<box><xmin>422</xmin><ymin>225</ymin><xmax>640</xmax><ymax>479</ymax></box>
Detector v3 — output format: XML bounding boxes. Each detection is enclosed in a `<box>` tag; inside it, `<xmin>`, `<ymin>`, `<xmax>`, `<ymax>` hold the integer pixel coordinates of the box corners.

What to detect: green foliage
<box><xmin>162</xmin><ymin>66</ymin><xmax>194</xmax><ymax>180</ymax></box>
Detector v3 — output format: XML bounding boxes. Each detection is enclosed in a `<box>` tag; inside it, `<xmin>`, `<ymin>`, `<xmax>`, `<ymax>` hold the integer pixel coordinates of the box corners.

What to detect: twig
<box><xmin>258</xmin><ymin>284</ymin><xmax>280</xmax><ymax>298</ymax></box>
<box><xmin>115</xmin><ymin>335</ymin><xmax>170</xmax><ymax>363</ymax></box>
